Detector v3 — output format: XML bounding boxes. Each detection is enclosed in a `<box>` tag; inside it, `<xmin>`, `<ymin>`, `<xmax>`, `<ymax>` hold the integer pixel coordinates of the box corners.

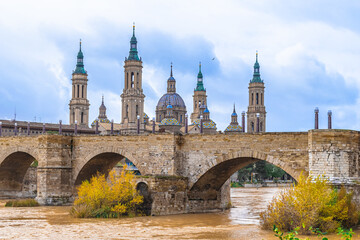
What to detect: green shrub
<box><xmin>5</xmin><ymin>199</ymin><xmax>39</xmax><ymax>207</ymax></box>
<box><xmin>260</xmin><ymin>173</ymin><xmax>359</xmax><ymax>234</ymax></box>
<box><xmin>230</xmin><ymin>182</ymin><xmax>243</xmax><ymax>188</ymax></box>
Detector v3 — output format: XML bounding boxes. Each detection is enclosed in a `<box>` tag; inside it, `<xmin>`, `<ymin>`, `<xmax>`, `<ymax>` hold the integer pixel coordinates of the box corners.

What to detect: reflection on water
<box><xmin>0</xmin><ymin>188</ymin><xmax>358</xmax><ymax>240</ymax></box>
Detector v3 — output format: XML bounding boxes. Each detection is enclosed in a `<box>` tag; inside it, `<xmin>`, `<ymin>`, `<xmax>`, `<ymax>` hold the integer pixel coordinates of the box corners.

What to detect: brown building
<box><xmin>247</xmin><ymin>52</ymin><xmax>266</xmax><ymax>133</ymax></box>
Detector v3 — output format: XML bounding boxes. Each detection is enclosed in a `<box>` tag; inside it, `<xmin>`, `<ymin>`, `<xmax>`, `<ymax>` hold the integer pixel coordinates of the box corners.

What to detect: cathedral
<box><xmin>77</xmin><ymin>24</ymin><xmax>267</xmax><ymax>134</ymax></box>
<box><xmin>0</xmin><ymin>24</ymin><xmax>267</xmax><ymax>136</ymax></box>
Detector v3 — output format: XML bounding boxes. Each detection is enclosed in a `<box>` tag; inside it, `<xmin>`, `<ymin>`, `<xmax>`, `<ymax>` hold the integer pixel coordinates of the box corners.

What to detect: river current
<box><xmin>0</xmin><ymin>187</ymin><xmax>359</xmax><ymax>240</ymax></box>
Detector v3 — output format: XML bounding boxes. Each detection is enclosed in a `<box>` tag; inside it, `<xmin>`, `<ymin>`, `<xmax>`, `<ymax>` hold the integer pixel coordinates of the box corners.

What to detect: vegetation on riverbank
<box><xmin>260</xmin><ymin>173</ymin><xmax>359</xmax><ymax>235</ymax></box>
<box><xmin>5</xmin><ymin>199</ymin><xmax>39</xmax><ymax>207</ymax></box>
<box><xmin>273</xmin><ymin>225</ymin><xmax>354</xmax><ymax>240</ymax></box>
<box><xmin>70</xmin><ymin>167</ymin><xmax>143</xmax><ymax>218</ymax></box>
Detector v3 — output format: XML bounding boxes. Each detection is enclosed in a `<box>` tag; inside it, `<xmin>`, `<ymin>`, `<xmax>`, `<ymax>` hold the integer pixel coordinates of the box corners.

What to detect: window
<box><xmin>73</xmin><ymin>85</ymin><xmax>75</xmax><ymax>98</ymax></box>
<box><xmin>126</xmin><ymin>105</ymin><xmax>129</xmax><ymax>118</ymax></box>
<box><xmin>73</xmin><ymin>112</ymin><xmax>75</xmax><ymax>123</ymax></box>
<box><xmin>252</xmin><ymin>93</ymin><xmax>254</xmax><ymax>105</ymax></box>
<box><xmin>159</xmin><ymin>114</ymin><xmax>161</xmax><ymax>121</ymax></box>
<box><xmin>81</xmin><ymin>112</ymin><xmax>84</xmax><ymax>123</ymax></box>
<box><xmin>136</xmin><ymin>105</ymin><xmax>138</xmax><ymax>116</ymax></box>
<box><xmin>256</xmin><ymin>93</ymin><xmax>259</xmax><ymax>105</ymax></box>
<box><xmin>260</xmin><ymin>122</ymin><xmax>263</xmax><ymax>132</ymax></box>
<box><xmin>131</xmin><ymin>72</ymin><xmax>134</xmax><ymax>88</ymax></box>
<box><xmin>82</xmin><ymin>85</ymin><xmax>84</xmax><ymax>98</ymax></box>
<box><xmin>137</xmin><ymin>72</ymin><xmax>139</xmax><ymax>89</ymax></box>
<box><xmin>251</xmin><ymin>122</ymin><xmax>254</xmax><ymax>132</ymax></box>
<box><xmin>180</xmin><ymin>115</ymin><xmax>182</xmax><ymax>123</ymax></box>
<box><xmin>126</xmin><ymin>73</ymin><xmax>128</xmax><ymax>89</ymax></box>
<box><xmin>77</xmin><ymin>85</ymin><xmax>79</xmax><ymax>98</ymax></box>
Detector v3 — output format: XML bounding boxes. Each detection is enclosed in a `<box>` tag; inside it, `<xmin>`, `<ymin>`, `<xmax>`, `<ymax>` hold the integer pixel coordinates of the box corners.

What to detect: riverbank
<box><xmin>0</xmin><ymin>188</ymin><xmax>358</xmax><ymax>240</ymax></box>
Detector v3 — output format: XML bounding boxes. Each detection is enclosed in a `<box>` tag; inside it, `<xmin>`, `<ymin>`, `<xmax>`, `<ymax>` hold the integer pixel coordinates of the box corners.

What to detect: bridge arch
<box><xmin>189</xmin><ymin>150</ymin><xmax>303</xmax><ymax>200</ymax></box>
<box><xmin>0</xmin><ymin>148</ymin><xmax>40</xmax><ymax>198</ymax></box>
<box><xmin>73</xmin><ymin>148</ymin><xmax>143</xmax><ymax>186</ymax></box>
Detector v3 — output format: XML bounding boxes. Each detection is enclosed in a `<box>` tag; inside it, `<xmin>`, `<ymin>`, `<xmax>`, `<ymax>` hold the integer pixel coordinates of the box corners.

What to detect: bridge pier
<box><xmin>35</xmin><ymin>135</ymin><xmax>73</xmax><ymax>205</ymax></box>
<box><xmin>308</xmin><ymin>130</ymin><xmax>360</xmax><ymax>203</ymax></box>
<box><xmin>36</xmin><ymin>167</ymin><xmax>73</xmax><ymax>205</ymax></box>
<box><xmin>187</xmin><ymin>179</ymin><xmax>231</xmax><ymax>213</ymax></box>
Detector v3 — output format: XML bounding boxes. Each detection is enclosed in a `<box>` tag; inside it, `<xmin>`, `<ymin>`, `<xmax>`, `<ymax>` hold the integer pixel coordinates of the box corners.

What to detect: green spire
<box><xmin>195</xmin><ymin>62</ymin><xmax>205</xmax><ymax>91</ymax></box>
<box><xmin>127</xmin><ymin>23</ymin><xmax>140</xmax><ymax>61</ymax></box>
<box><xmin>250</xmin><ymin>51</ymin><xmax>262</xmax><ymax>83</ymax></box>
<box><xmin>74</xmin><ymin>39</ymin><xmax>86</xmax><ymax>74</ymax></box>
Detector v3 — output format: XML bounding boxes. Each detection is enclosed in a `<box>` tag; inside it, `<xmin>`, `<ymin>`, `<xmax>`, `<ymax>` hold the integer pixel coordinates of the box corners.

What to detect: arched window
<box><xmin>251</xmin><ymin>93</ymin><xmax>254</xmax><ymax>105</ymax></box>
<box><xmin>77</xmin><ymin>85</ymin><xmax>80</xmax><ymax>98</ymax></box>
<box><xmin>136</xmin><ymin>72</ymin><xmax>139</xmax><ymax>89</ymax></box>
<box><xmin>136</xmin><ymin>105</ymin><xmax>139</xmax><ymax>116</ymax></box>
<box><xmin>126</xmin><ymin>73</ymin><xmax>128</xmax><ymax>89</ymax></box>
<box><xmin>82</xmin><ymin>85</ymin><xmax>84</xmax><ymax>98</ymax></box>
<box><xmin>81</xmin><ymin>112</ymin><xmax>84</xmax><ymax>123</ymax></box>
<box><xmin>131</xmin><ymin>72</ymin><xmax>134</xmax><ymax>88</ymax></box>
<box><xmin>256</xmin><ymin>93</ymin><xmax>259</xmax><ymax>105</ymax></box>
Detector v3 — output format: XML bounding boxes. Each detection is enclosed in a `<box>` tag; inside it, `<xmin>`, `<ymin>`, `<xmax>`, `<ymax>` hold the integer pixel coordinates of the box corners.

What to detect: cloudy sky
<box><xmin>0</xmin><ymin>0</ymin><xmax>359</xmax><ymax>132</ymax></box>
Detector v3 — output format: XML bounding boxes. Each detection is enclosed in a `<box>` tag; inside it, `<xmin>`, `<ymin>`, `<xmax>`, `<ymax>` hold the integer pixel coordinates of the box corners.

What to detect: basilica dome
<box><xmin>156</xmin><ymin>93</ymin><xmax>186</xmax><ymax>109</ymax></box>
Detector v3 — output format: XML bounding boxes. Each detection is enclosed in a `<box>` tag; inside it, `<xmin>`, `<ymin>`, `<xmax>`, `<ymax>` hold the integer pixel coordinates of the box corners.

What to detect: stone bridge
<box><xmin>0</xmin><ymin>130</ymin><xmax>359</xmax><ymax>215</ymax></box>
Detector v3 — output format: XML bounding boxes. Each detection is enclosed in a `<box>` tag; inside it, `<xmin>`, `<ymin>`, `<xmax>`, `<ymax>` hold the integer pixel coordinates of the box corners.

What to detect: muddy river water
<box><xmin>0</xmin><ymin>188</ymin><xmax>359</xmax><ymax>240</ymax></box>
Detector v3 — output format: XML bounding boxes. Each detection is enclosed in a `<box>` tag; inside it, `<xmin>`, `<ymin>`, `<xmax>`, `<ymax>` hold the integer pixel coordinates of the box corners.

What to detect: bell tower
<box><xmin>69</xmin><ymin>40</ymin><xmax>90</xmax><ymax>127</ymax></box>
<box><xmin>121</xmin><ymin>24</ymin><xmax>145</xmax><ymax>133</ymax></box>
<box><xmin>190</xmin><ymin>62</ymin><xmax>207</xmax><ymax>123</ymax></box>
<box><xmin>247</xmin><ymin>51</ymin><xmax>266</xmax><ymax>133</ymax></box>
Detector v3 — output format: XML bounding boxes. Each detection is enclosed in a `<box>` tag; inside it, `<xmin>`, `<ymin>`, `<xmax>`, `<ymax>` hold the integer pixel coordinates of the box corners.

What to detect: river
<box><xmin>0</xmin><ymin>187</ymin><xmax>359</xmax><ymax>240</ymax></box>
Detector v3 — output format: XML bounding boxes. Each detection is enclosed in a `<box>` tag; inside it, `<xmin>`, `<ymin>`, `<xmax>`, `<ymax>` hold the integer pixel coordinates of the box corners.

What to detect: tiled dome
<box><xmin>157</xmin><ymin>93</ymin><xmax>186</xmax><ymax>108</ymax></box>
<box><xmin>91</xmin><ymin>118</ymin><xmax>110</xmax><ymax>126</ymax></box>
<box><xmin>225</xmin><ymin>124</ymin><xmax>242</xmax><ymax>132</ymax></box>
<box><xmin>192</xmin><ymin>119</ymin><xmax>216</xmax><ymax>129</ymax></box>
<box><xmin>160</xmin><ymin>118</ymin><xmax>180</xmax><ymax>126</ymax></box>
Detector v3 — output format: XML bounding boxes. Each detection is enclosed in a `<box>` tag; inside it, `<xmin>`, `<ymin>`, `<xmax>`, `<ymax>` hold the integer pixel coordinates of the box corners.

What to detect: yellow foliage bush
<box><xmin>260</xmin><ymin>173</ymin><xmax>359</xmax><ymax>234</ymax></box>
<box><xmin>70</xmin><ymin>166</ymin><xmax>143</xmax><ymax>218</ymax></box>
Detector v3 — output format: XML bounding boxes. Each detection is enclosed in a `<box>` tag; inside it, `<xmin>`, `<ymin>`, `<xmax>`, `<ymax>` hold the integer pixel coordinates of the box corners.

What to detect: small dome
<box><xmin>231</xmin><ymin>112</ymin><xmax>237</xmax><ymax>117</ymax></box>
<box><xmin>203</xmin><ymin>107</ymin><xmax>209</xmax><ymax>113</ymax></box>
<box><xmin>192</xmin><ymin>119</ymin><xmax>216</xmax><ymax>129</ymax></box>
<box><xmin>157</xmin><ymin>93</ymin><xmax>186</xmax><ymax>109</ymax></box>
<box><xmin>160</xmin><ymin>118</ymin><xmax>180</xmax><ymax>126</ymax></box>
<box><xmin>91</xmin><ymin>118</ymin><xmax>110</xmax><ymax>126</ymax></box>
<box><xmin>168</xmin><ymin>76</ymin><xmax>175</xmax><ymax>81</ymax></box>
<box><xmin>225</xmin><ymin>124</ymin><xmax>242</xmax><ymax>132</ymax></box>
<box><xmin>167</xmin><ymin>104</ymin><xmax>173</xmax><ymax>109</ymax></box>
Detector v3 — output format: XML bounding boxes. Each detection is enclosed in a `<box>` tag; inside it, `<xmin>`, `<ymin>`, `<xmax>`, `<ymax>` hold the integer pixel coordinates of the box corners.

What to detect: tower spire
<box><xmin>74</xmin><ymin>39</ymin><xmax>86</xmax><ymax>74</ymax></box>
<box><xmin>195</xmin><ymin>62</ymin><xmax>205</xmax><ymax>91</ymax></box>
<box><xmin>167</xmin><ymin>62</ymin><xmax>176</xmax><ymax>93</ymax></box>
<box><xmin>128</xmin><ymin>23</ymin><xmax>140</xmax><ymax>61</ymax></box>
<box><xmin>250</xmin><ymin>50</ymin><xmax>262</xmax><ymax>83</ymax></box>
<box><xmin>170</xmin><ymin>62</ymin><xmax>173</xmax><ymax>77</ymax></box>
